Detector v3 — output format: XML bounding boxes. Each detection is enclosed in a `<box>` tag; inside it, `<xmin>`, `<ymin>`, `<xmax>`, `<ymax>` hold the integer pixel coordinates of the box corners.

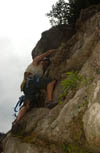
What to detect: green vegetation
<box><xmin>46</xmin><ymin>0</ymin><xmax>70</xmax><ymax>26</ymax></box>
<box><xmin>59</xmin><ymin>71</ymin><xmax>83</xmax><ymax>102</ymax></box>
<box><xmin>61</xmin><ymin>71</ymin><xmax>82</xmax><ymax>91</ymax></box>
<box><xmin>46</xmin><ymin>0</ymin><xmax>100</xmax><ymax>27</ymax></box>
<box><xmin>16</xmin><ymin>132</ymin><xmax>91</xmax><ymax>153</ymax></box>
<box><xmin>96</xmin><ymin>68</ymin><xmax>100</xmax><ymax>74</ymax></box>
<box><xmin>62</xmin><ymin>143</ymin><xmax>92</xmax><ymax>153</ymax></box>
<box><xmin>13</xmin><ymin>119</ymin><xmax>91</xmax><ymax>153</ymax></box>
<box><xmin>59</xmin><ymin>71</ymin><xmax>93</xmax><ymax>103</ymax></box>
<box><xmin>70</xmin><ymin>111</ymin><xmax>86</xmax><ymax>143</ymax></box>
<box><xmin>78</xmin><ymin>97</ymin><xmax>88</xmax><ymax>110</ymax></box>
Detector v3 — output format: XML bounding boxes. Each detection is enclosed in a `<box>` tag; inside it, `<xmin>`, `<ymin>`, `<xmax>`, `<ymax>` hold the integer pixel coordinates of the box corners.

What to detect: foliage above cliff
<box><xmin>46</xmin><ymin>0</ymin><xmax>100</xmax><ymax>27</ymax></box>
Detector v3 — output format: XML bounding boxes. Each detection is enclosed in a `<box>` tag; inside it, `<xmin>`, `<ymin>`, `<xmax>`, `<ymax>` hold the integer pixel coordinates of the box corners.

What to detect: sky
<box><xmin>0</xmin><ymin>0</ymin><xmax>61</xmax><ymax>133</ymax></box>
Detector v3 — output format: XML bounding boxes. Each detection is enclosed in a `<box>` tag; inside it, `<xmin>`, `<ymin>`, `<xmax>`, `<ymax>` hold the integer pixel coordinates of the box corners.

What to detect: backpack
<box><xmin>23</xmin><ymin>74</ymin><xmax>40</xmax><ymax>95</ymax></box>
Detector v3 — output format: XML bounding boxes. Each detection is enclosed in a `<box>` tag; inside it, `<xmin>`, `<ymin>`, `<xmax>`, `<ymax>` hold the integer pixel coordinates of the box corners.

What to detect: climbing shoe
<box><xmin>45</xmin><ymin>101</ymin><xmax>58</xmax><ymax>109</ymax></box>
<box><xmin>11</xmin><ymin>121</ymin><xmax>22</xmax><ymax>135</ymax></box>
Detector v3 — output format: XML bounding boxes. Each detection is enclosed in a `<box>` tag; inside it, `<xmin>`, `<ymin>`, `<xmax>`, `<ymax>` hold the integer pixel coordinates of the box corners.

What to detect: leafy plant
<box><xmin>46</xmin><ymin>0</ymin><xmax>70</xmax><ymax>26</ymax></box>
<box><xmin>59</xmin><ymin>71</ymin><xmax>82</xmax><ymax>102</ymax></box>
<box><xmin>61</xmin><ymin>71</ymin><xmax>82</xmax><ymax>91</ymax></box>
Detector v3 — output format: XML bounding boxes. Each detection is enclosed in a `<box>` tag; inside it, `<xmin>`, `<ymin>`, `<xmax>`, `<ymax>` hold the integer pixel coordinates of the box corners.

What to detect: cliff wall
<box><xmin>2</xmin><ymin>5</ymin><xmax>100</xmax><ymax>153</ymax></box>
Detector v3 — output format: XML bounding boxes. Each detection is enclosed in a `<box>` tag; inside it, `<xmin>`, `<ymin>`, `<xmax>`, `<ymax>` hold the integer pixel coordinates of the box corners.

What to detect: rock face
<box><xmin>0</xmin><ymin>133</ymin><xmax>5</xmax><ymax>153</ymax></box>
<box><xmin>31</xmin><ymin>25</ymin><xmax>75</xmax><ymax>58</ymax></box>
<box><xmin>3</xmin><ymin>5</ymin><xmax>100</xmax><ymax>153</ymax></box>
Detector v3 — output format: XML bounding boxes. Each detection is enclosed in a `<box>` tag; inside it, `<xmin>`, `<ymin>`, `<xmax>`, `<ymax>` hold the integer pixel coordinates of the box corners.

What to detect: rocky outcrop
<box><xmin>0</xmin><ymin>133</ymin><xmax>5</xmax><ymax>153</ymax></box>
<box><xmin>31</xmin><ymin>25</ymin><xmax>75</xmax><ymax>58</ymax></box>
<box><xmin>3</xmin><ymin>6</ymin><xmax>100</xmax><ymax>153</ymax></box>
<box><xmin>76</xmin><ymin>4</ymin><xmax>100</xmax><ymax>30</ymax></box>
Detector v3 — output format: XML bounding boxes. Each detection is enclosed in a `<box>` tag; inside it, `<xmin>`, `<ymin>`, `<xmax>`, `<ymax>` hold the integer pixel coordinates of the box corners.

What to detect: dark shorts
<box><xmin>36</xmin><ymin>76</ymin><xmax>53</xmax><ymax>89</ymax></box>
<box><xmin>22</xmin><ymin>75</ymin><xmax>54</xmax><ymax>108</ymax></box>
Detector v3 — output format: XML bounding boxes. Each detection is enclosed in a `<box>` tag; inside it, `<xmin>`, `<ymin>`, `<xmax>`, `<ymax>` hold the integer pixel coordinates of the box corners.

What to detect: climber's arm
<box><xmin>32</xmin><ymin>49</ymin><xmax>57</xmax><ymax>65</ymax></box>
